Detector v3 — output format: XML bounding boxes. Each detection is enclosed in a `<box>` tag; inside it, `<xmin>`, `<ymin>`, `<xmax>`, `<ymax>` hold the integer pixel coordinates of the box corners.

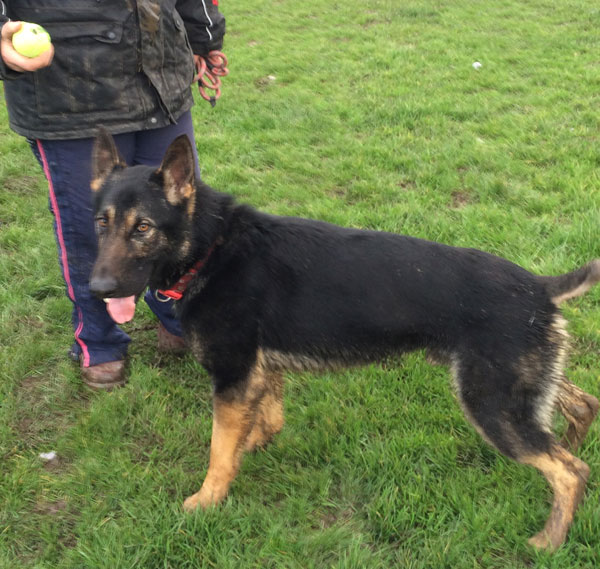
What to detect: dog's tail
<box><xmin>538</xmin><ymin>260</ymin><xmax>600</xmax><ymax>305</ymax></box>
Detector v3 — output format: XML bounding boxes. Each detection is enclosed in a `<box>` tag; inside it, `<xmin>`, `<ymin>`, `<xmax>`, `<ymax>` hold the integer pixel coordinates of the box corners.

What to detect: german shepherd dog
<box><xmin>89</xmin><ymin>130</ymin><xmax>600</xmax><ymax>550</ymax></box>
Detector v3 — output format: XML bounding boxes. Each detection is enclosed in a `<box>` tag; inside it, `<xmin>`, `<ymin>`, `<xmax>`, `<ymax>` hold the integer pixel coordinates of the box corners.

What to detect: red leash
<box><xmin>194</xmin><ymin>51</ymin><xmax>229</xmax><ymax>107</ymax></box>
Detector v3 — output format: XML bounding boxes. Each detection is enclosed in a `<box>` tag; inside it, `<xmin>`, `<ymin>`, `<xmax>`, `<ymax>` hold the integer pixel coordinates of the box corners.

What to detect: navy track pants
<box><xmin>30</xmin><ymin>111</ymin><xmax>200</xmax><ymax>367</ymax></box>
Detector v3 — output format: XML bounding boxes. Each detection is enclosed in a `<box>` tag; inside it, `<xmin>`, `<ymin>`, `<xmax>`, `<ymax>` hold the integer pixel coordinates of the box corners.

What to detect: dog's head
<box><xmin>89</xmin><ymin>129</ymin><xmax>197</xmax><ymax>323</ymax></box>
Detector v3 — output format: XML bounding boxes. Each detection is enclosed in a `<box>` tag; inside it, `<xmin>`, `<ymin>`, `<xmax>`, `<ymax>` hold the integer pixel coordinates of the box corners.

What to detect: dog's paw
<box><xmin>528</xmin><ymin>530</ymin><xmax>558</xmax><ymax>551</ymax></box>
<box><xmin>183</xmin><ymin>492</ymin><xmax>204</xmax><ymax>512</ymax></box>
<box><xmin>183</xmin><ymin>483</ymin><xmax>227</xmax><ymax>511</ymax></box>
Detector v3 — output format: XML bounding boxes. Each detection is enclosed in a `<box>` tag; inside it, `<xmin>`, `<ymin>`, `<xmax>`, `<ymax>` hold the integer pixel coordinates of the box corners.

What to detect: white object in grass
<box><xmin>39</xmin><ymin>451</ymin><xmax>57</xmax><ymax>461</ymax></box>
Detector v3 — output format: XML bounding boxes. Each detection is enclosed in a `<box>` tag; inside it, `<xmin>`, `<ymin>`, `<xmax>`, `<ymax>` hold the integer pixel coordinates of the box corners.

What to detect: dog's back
<box><xmin>181</xmin><ymin>206</ymin><xmax>558</xmax><ymax>367</ymax></box>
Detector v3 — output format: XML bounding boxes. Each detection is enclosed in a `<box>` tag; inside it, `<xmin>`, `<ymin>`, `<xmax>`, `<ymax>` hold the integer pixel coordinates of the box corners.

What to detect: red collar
<box><xmin>157</xmin><ymin>243</ymin><xmax>216</xmax><ymax>301</ymax></box>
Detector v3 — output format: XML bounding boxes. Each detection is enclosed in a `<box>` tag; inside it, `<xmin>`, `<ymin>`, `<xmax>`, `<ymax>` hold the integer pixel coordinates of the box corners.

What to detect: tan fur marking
<box><xmin>105</xmin><ymin>205</ymin><xmax>115</xmax><ymax>224</ymax></box>
<box><xmin>263</xmin><ymin>348</ymin><xmax>345</xmax><ymax>372</ymax></box>
<box><xmin>182</xmin><ymin>183</ymin><xmax>194</xmax><ymax>200</ymax></box>
<box><xmin>186</xmin><ymin>187</ymin><xmax>196</xmax><ymax>219</ymax></box>
<box><xmin>552</xmin><ymin>282</ymin><xmax>596</xmax><ymax>305</ymax></box>
<box><xmin>124</xmin><ymin>210</ymin><xmax>138</xmax><ymax>234</ymax></box>
<box><xmin>557</xmin><ymin>379</ymin><xmax>599</xmax><ymax>451</ymax></box>
<box><xmin>551</xmin><ymin>260</ymin><xmax>600</xmax><ymax>305</ymax></box>
<box><xmin>533</xmin><ymin>315</ymin><xmax>569</xmax><ymax>432</ymax></box>
<box><xmin>522</xmin><ymin>445</ymin><xmax>589</xmax><ymax>551</ymax></box>
<box><xmin>163</xmin><ymin>177</ymin><xmax>194</xmax><ymax>207</ymax></box>
<box><xmin>180</xmin><ymin>238</ymin><xmax>192</xmax><ymax>258</ymax></box>
<box><xmin>90</xmin><ymin>178</ymin><xmax>103</xmax><ymax>192</ymax></box>
<box><xmin>183</xmin><ymin>398</ymin><xmax>253</xmax><ymax>510</ymax></box>
<box><xmin>245</xmin><ymin>370</ymin><xmax>285</xmax><ymax>452</ymax></box>
<box><xmin>164</xmin><ymin>185</ymin><xmax>178</xmax><ymax>206</ymax></box>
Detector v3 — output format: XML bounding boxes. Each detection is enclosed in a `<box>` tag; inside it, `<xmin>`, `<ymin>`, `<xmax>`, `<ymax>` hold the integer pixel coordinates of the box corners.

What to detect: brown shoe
<box><xmin>157</xmin><ymin>323</ymin><xmax>187</xmax><ymax>354</ymax></box>
<box><xmin>81</xmin><ymin>359</ymin><xmax>127</xmax><ymax>390</ymax></box>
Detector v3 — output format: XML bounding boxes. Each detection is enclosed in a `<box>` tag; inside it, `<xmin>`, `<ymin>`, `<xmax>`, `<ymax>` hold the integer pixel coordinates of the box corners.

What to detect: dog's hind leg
<box><xmin>521</xmin><ymin>444</ymin><xmax>589</xmax><ymax>550</ymax></box>
<box><xmin>183</xmin><ymin>354</ymin><xmax>269</xmax><ymax>511</ymax></box>
<box><xmin>245</xmin><ymin>371</ymin><xmax>285</xmax><ymax>452</ymax></box>
<box><xmin>453</xmin><ymin>354</ymin><xmax>589</xmax><ymax>551</ymax></box>
<box><xmin>556</xmin><ymin>378</ymin><xmax>599</xmax><ymax>451</ymax></box>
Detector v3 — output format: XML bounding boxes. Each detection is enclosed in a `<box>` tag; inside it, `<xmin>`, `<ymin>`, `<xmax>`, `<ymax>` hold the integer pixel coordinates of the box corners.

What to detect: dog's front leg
<box><xmin>183</xmin><ymin>357</ymin><xmax>267</xmax><ymax>511</ymax></box>
<box><xmin>183</xmin><ymin>394</ymin><xmax>257</xmax><ymax>510</ymax></box>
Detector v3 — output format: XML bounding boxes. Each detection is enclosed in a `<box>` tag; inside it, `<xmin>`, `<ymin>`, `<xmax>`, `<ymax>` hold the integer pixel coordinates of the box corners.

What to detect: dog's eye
<box><xmin>97</xmin><ymin>217</ymin><xmax>108</xmax><ymax>229</ymax></box>
<box><xmin>136</xmin><ymin>222</ymin><xmax>150</xmax><ymax>233</ymax></box>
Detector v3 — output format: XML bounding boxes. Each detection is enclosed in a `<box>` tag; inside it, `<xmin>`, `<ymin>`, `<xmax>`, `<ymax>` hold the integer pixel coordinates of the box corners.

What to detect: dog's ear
<box><xmin>91</xmin><ymin>127</ymin><xmax>126</xmax><ymax>192</ymax></box>
<box><xmin>158</xmin><ymin>135</ymin><xmax>196</xmax><ymax>206</ymax></box>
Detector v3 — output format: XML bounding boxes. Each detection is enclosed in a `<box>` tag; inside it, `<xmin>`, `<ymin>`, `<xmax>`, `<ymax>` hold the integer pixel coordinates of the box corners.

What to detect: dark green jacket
<box><xmin>0</xmin><ymin>0</ymin><xmax>225</xmax><ymax>139</ymax></box>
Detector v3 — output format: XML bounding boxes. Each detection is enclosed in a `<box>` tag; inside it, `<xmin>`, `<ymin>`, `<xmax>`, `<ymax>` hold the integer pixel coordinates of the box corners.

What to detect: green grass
<box><xmin>1</xmin><ymin>0</ymin><xmax>599</xmax><ymax>567</ymax></box>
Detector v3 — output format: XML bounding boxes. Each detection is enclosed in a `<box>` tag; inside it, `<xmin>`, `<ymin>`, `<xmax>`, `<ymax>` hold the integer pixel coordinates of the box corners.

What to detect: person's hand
<box><xmin>1</xmin><ymin>21</ymin><xmax>54</xmax><ymax>73</ymax></box>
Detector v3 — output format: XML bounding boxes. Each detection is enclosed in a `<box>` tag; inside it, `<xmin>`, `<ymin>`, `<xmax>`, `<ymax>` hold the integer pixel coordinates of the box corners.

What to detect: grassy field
<box><xmin>1</xmin><ymin>0</ymin><xmax>599</xmax><ymax>567</ymax></box>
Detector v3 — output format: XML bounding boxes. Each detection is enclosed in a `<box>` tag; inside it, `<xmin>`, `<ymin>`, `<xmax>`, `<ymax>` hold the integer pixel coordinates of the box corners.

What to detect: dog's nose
<box><xmin>89</xmin><ymin>274</ymin><xmax>118</xmax><ymax>298</ymax></box>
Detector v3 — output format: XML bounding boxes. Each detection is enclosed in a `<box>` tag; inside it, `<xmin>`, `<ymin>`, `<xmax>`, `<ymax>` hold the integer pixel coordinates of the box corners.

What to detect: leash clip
<box><xmin>155</xmin><ymin>289</ymin><xmax>182</xmax><ymax>302</ymax></box>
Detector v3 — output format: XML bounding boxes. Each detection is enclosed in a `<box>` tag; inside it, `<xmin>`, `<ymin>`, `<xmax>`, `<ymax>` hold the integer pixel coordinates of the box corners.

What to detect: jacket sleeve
<box><xmin>0</xmin><ymin>2</ymin><xmax>22</xmax><ymax>80</ymax></box>
<box><xmin>176</xmin><ymin>0</ymin><xmax>226</xmax><ymax>55</ymax></box>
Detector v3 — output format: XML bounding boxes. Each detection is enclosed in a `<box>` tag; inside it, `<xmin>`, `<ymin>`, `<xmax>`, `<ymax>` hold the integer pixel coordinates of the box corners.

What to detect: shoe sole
<box><xmin>84</xmin><ymin>379</ymin><xmax>127</xmax><ymax>391</ymax></box>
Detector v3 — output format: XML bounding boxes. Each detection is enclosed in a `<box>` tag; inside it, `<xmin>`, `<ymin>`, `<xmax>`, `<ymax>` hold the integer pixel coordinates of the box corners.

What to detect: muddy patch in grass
<box><xmin>33</xmin><ymin>498</ymin><xmax>68</xmax><ymax>516</ymax></box>
<box><xmin>319</xmin><ymin>505</ymin><xmax>356</xmax><ymax>529</ymax></box>
<box><xmin>32</xmin><ymin>497</ymin><xmax>79</xmax><ymax>552</ymax></box>
<box><xmin>450</xmin><ymin>189</ymin><xmax>474</xmax><ymax>209</ymax></box>
<box><xmin>11</xmin><ymin>374</ymin><xmax>88</xmax><ymax>456</ymax></box>
<box><xmin>13</xmin><ymin>375</ymin><xmax>67</xmax><ymax>450</ymax></box>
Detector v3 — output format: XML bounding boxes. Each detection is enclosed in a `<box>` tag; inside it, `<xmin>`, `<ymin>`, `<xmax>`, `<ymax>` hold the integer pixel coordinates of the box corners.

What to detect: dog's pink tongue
<box><xmin>106</xmin><ymin>296</ymin><xmax>136</xmax><ymax>324</ymax></box>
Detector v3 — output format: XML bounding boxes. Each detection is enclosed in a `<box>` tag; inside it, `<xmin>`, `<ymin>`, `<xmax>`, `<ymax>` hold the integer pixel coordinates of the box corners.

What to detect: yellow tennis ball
<box><xmin>12</xmin><ymin>22</ymin><xmax>52</xmax><ymax>58</ymax></box>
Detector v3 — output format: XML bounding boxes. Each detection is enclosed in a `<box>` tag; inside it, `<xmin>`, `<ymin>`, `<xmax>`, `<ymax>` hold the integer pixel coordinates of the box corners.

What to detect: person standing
<box><xmin>0</xmin><ymin>1</ymin><xmax>225</xmax><ymax>389</ymax></box>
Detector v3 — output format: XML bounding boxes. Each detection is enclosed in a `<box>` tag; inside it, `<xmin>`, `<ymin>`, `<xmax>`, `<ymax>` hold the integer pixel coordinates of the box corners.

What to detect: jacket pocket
<box><xmin>33</xmin><ymin>21</ymin><xmax>131</xmax><ymax>117</ymax></box>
